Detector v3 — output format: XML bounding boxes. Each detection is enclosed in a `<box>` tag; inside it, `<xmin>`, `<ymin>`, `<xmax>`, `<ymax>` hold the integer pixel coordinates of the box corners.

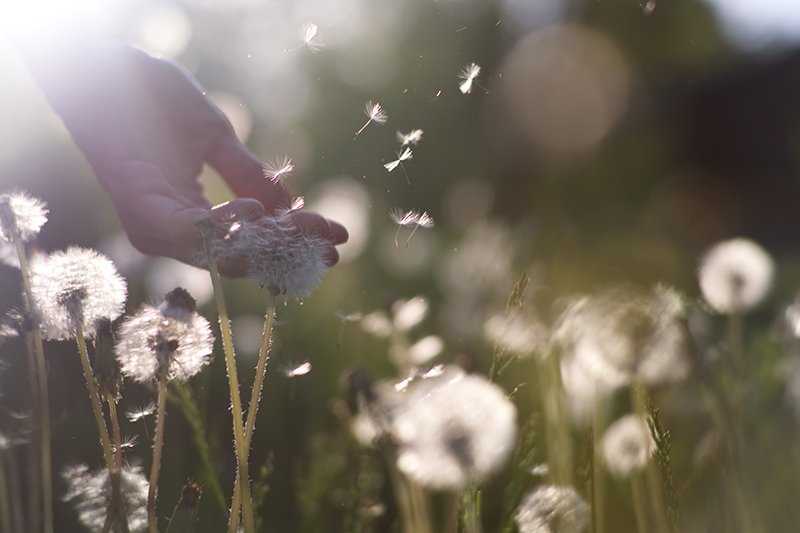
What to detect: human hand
<box><xmin>16</xmin><ymin>27</ymin><xmax>347</xmax><ymax>277</ymax></box>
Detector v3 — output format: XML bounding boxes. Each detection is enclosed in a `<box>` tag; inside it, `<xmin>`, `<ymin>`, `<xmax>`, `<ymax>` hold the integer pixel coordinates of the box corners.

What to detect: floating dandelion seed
<box><xmin>282</xmin><ymin>361</ymin><xmax>312</xmax><ymax>377</ymax></box>
<box><xmin>698</xmin><ymin>237</ymin><xmax>774</xmax><ymax>314</ymax></box>
<box><xmin>62</xmin><ymin>463</ymin><xmax>149</xmax><ymax>533</ymax></box>
<box><xmin>392</xmin><ymin>369</ymin><xmax>517</xmax><ymax>490</ymax></box>
<box><xmin>285</xmin><ymin>22</ymin><xmax>324</xmax><ymax>52</ymax></box>
<box><xmin>397</xmin><ymin>129</ymin><xmax>423</xmax><ymax>146</ymax></box>
<box><xmin>384</xmin><ymin>147</ymin><xmax>414</xmax><ymax>187</ymax></box>
<box><xmin>355</xmin><ymin>101</ymin><xmax>387</xmax><ymax>138</ymax></box>
<box><xmin>390</xmin><ymin>208</ymin><xmax>419</xmax><ymax>247</ymax></box>
<box><xmin>29</xmin><ymin>247</ymin><xmax>127</xmax><ymax>340</ymax></box>
<box><xmin>405</xmin><ymin>211</ymin><xmax>434</xmax><ymax>248</ymax></box>
<box><xmin>458</xmin><ymin>63</ymin><xmax>488</xmax><ymax>94</ymax></box>
<box><xmin>515</xmin><ymin>485</ymin><xmax>590</xmax><ymax>533</ymax></box>
<box><xmin>125</xmin><ymin>402</ymin><xmax>157</xmax><ymax>423</ymax></box>
<box><xmin>263</xmin><ymin>156</ymin><xmax>294</xmax><ymax>184</ymax></box>
<box><xmin>601</xmin><ymin>414</ymin><xmax>656</xmax><ymax>478</ymax></box>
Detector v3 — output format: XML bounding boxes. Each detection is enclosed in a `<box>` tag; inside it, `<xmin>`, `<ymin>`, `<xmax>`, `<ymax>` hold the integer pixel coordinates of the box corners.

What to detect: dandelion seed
<box><xmin>601</xmin><ymin>414</ymin><xmax>656</xmax><ymax>478</ymax></box>
<box><xmin>458</xmin><ymin>63</ymin><xmax>485</xmax><ymax>94</ymax></box>
<box><xmin>392</xmin><ymin>369</ymin><xmax>517</xmax><ymax>490</ymax></box>
<box><xmin>384</xmin><ymin>147</ymin><xmax>413</xmax><ymax>173</ymax></box>
<box><xmin>405</xmin><ymin>211</ymin><xmax>434</xmax><ymax>248</ymax></box>
<box><xmin>335</xmin><ymin>311</ymin><xmax>363</xmax><ymax>322</ymax></box>
<box><xmin>515</xmin><ymin>485</ymin><xmax>590</xmax><ymax>533</ymax></box>
<box><xmin>285</xmin><ymin>22</ymin><xmax>324</xmax><ymax>53</ymax></box>
<box><xmin>115</xmin><ymin>287</ymin><xmax>214</xmax><ymax>383</ymax></box>
<box><xmin>390</xmin><ymin>208</ymin><xmax>419</xmax><ymax>247</ymax></box>
<box><xmin>125</xmin><ymin>401</ymin><xmax>157</xmax><ymax>423</ymax></box>
<box><xmin>397</xmin><ymin>129</ymin><xmax>423</xmax><ymax>146</ymax></box>
<box><xmin>114</xmin><ymin>433</ymin><xmax>139</xmax><ymax>452</ymax></box>
<box><xmin>263</xmin><ymin>156</ymin><xmax>294</xmax><ymax>184</ymax></box>
<box><xmin>354</xmin><ymin>101</ymin><xmax>387</xmax><ymax>138</ymax></box>
<box><xmin>282</xmin><ymin>361</ymin><xmax>312</xmax><ymax>377</ymax></box>
<box><xmin>30</xmin><ymin>247</ymin><xmax>127</xmax><ymax>340</ymax></box>
<box><xmin>62</xmin><ymin>463</ymin><xmax>149</xmax><ymax>533</ymax></box>
<box><xmin>698</xmin><ymin>237</ymin><xmax>774</xmax><ymax>314</ymax></box>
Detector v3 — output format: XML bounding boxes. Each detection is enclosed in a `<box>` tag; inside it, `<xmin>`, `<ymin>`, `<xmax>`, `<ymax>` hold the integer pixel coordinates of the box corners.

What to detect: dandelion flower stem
<box><xmin>6</xmin><ymin>227</ymin><xmax>52</xmax><ymax>533</ymax></box>
<box><xmin>592</xmin><ymin>402</ymin><xmax>606</xmax><ymax>533</ymax></box>
<box><xmin>229</xmin><ymin>292</ymin><xmax>277</xmax><ymax>531</ymax></box>
<box><xmin>76</xmin><ymin>322</ymin><xmax>115</xmax><ymax>472</ymax></box>
<box><xmin>203</xmin><ymin>251</ymin><xmax>255</xmax><ymax>533</ymax></box>
<box><xmin>148</xmin><ymin>370</ymin><xmax>169</xmax><ymax>533</ymax></box>
<box><xmin>0</xmin><ymin>449</ymin><xmax>12</xmax><ymax>533</ymax></box>
<box><xmin>631</xmin><ymin>472</ymin><xmax>649</xmax><ymax>533</ymax></box>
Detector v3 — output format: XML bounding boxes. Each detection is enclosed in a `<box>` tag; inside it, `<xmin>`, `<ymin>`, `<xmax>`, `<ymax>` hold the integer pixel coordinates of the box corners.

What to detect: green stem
<box><xmin>0</xmin><ymin>449</ymin><xmax>11</xmax><ymax>533</ymax></box>
<box><xmin>76</xmin><ymin>323</ymin><xmax>115</xmax><ymax>472</ymax></box>
<box><xmin>631</xmin><ymin>473</ymin><xmax>649</xmax><ymax>533</ymax></box>
<box><xmin>7</xmin><ymin>449</ymin><xmax>23</xmax><ymax>533</ymax></box>
<box><xmin>8</xmin><ymin>227</ymin><xmax>51</xmax><ymax>533</ymax></box>
<box><xmin>149</xmin><ymin>371</ymin><xmax>169</xmax><ymax>533</ymax></box>
<box><xmin>230</xmin><ymin>293</ymin><xmax>277</xmax><ymax>532</ymax></box>
<box><xmin>204</xmin><ymin>253</ymin><xmax>255</xmax><ymax>533</ymax></box>
<box><xmin>107</xmin><ymin>401</ymin><xmax>131</xmax><ymax>533</ymax></box>
<box><xmin>592</xmin><ymin>403</ymin><xmax>606</xmax><ymax>533</ymax></box>
<box><xmin>542</xmin><ymin>350</ymin><xmax>572</xmax><ymax>485</ymax></box>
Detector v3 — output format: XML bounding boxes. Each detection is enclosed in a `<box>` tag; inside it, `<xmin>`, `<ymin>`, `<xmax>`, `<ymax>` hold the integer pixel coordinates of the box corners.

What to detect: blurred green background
<box><xmin>4</xmin><ymin>0</ymin><xmax>800</xmax><ymax>531</ymax></box>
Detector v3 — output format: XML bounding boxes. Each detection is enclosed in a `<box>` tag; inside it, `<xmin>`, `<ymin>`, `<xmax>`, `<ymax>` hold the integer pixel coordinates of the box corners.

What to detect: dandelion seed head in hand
<box><xmin>62</xmin><ymin>463</ymin><xmax>149</xmax><ymax>533</ymax></box>
<box><xmin>263</xmin><ymin>156</ymin><xmax>294</xmax><ymax>184</ymax></box>
<box><xmin>30</xmin><ymin>247</ymin><xmax>127</xmax><ymax>340</ymax></box>
<box><xmin>515</xmin><ymin>485</ymin><xmax>590</xmax><ymax>533</ymax></box>
<box><xmin>115</xmin><ymin>287</ymin><xmax>213</xmax><ymax>383</ymax></box>
<box><xmin>601</xmin><ymin>414</ymin><xmax>656</xmax><ymax>478</ymax></box>
<box><xmin>206</xmin><ymin>216</ymin><xmax>330</xmax><ymax>298</ymax></box>
<box><xmin>0</xmin><ymin>190</ymin><xmax>48</xmax><ymax>243</ymax></box>
<box><xmin>397</xmin><ymin>129</ymin><xmax>424</xmax><ymax>146</ymax></box>
<box><xmin>458</xmin><ymin>63</ymin><xmax>481</xmax><ymax>94</ymax></box>
<box><xmin>392</xmin><ymin>369</ymin><xmax>517</xmax><ymax>490</ymax></box>
<box><xmin>698</xmin><ymin>237</ymin><xmax>774</xmax><ymax>314</ymax></box>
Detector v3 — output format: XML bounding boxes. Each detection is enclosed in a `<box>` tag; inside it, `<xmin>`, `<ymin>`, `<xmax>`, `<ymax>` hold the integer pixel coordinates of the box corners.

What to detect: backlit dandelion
<box><xmin>263</xmin><ymin>156</ymin><xmax>294</xmax><ymax>184</ymax></box>
<box><xmin>698</xmin><ymin>237</ymin><xmax>774</xmax><ymax>314</ymax></box>
<box><xmin>62</xmin><ymin>463</ymin><xmax>148</xmax><ymax>533</ymax></box>
<box><xmin>392</xmin><ymin>369</ymin><xmax>517</xmax><ymax>490</ymax></box>
<box><xmin>458</xmin><ymin>63</ymin><xmax>486</xmax><ymax>94</ymax></box>
<box><xmin>484</xmin><ymin>312</ymin><xmax>548</xmax><ymax>358</ymax></box>
<box><xmin>285</xmin><ymin>22</ymin><xmax>323</xmax><ymax>53</ymax></box>
<box><xmin>601</xmin><ymin>414</ymin><xmax>656</xmax><ymax>478</ymax></box>
<box><xmin>115</xmin><ymin>288</ymin><xmax>213</xmax><ymax>384</ymax></box>
<box><xmin>397</xmin><ymin>129</ymin><xmax>423</xmax><ymax>146</ymax></box>
<box><xmin>355</xmin><ymin>101</ymin><xmax>387</xmax><ymax>138</ymax></box>
<box><xmin>515</xmin><ymin>485</ymin><xmax>590</xmax><ymax>533</ymax></box>
<box><xmin>29</xmin><ymin>247</ymin><xmax>127</xmax><ymax>340</ymax></box>
<box><xmin>0</xmin><ymin>191</ymin><xmax>48</xmax><ymax>264</ymax></box>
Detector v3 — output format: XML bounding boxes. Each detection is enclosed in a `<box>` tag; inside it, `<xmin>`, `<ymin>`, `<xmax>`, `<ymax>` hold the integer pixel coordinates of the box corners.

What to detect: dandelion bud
<box><xmin>391</xmin><ymin>368</ymin><xmax>517</xmax><ymax>490</ymax></box>
<box><xmin>62</xmin><ymin>463</ymin><xmax>148</xmax><ymax>533</ymax></box>
<box><xmin>601</xmin><ymin>414</ymin><xmax>656</xmax><ymax>478</ymax></box>
<box><xmin>515</xmin><ymin>485</ymin><xmax>590</xmax><ymax>533</ymax></box>
<box><xmin>93</xmin><ymin>317</ymin><xmax>122</xmax><ymax>402</ymax></box>
<box><xmin>115</xmin><ymin>288</ymin><xmax>213</xmax><ymax>383</ymax></box>
<box><xmin>30</xmin><ymin>247</ymin><xmax>127</xmax><ymax>340</ymax></box>
<box><xmin>698</xmin><ymin>237</ymin><xmax>774</xmax><ymax>314</ymax></box>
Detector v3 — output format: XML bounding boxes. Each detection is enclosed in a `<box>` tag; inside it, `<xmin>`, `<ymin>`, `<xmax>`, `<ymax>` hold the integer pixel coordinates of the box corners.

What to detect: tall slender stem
<box><xmin>7</xmin><ymin>227</ymin><xmax>51</xmax><ymax>533</ymax></box>
<box><xmin>204</xmin><ymin>252</ymin><xmax>255</xmax><ymax>533</ymax></box>
<box><xmin>76</xmin><ymin>323</ymin><xmax>115</xmax><ymax>471</ymax></box>
<box><xmin>592</xmin><ymin>402</ymin><xmax>606</xmax><ymax>533</ymax></box>
<box><xmin>148</xmin><ymin>372</ymin><xmax>169</xmax><ymax>533</ymax></box>
<box><xmin>631</xmin><ymin>473</ymin><xmax>649</xmax><ymax>533</ymax></box>
<box><xmin>0</xmin><ymin>449</ymin><xmax>12</xmax><ymax>533</ymax></box>
<box><xmin>230</xmin><ymin>293</ymin><xmax>277</xmax><ymax>532</ymax></box>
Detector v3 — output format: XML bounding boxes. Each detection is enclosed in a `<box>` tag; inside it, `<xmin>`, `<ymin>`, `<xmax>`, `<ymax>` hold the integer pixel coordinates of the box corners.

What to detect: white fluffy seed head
<box><xmin>0</xmin><ymin>190</ymin><xmax>48</xmax><ymax>242</ymax></box>
<box><xmin>484</xmin><ymin>312</ymin><xmax>548</xmax><ymax>358</ymax></box>
<box><xmin>391</xmin><ymin>368</ymin><xmax>517</xmax><ymax>490</ymax></box>
<box><xmin>552</xmin><ymin>285</ymin><xmax>690</xmax><ymax>389</ymax></box>
<box><xmin>515</xmin><ymin>485</ymin><xmax>590</xmax><ymax>533</ymax></box>
<box><xmin>698</xmin><ymin>237</ymin><xmax>774</xmax><ymax>314</ymax></box>
<box><xmin>202</xmin><ymin>216</ymin><xmax>329</xmax><ymax>299</ymax></box>
<box><xmin>30</xmin><ymin>247</ymin><xmax>127</xmax><ymax>340</ymax></box>
<box><xmin>601</xmin><ymin>414</ymin><xmax>656</xmax><ymax>478</ymax></box>
<box><xmin>62</xmin><ymin>463</ymin><xmax>148</xmax><ymax>533</ymax></box>
<box><xmin>115</xmin><ymin>290</ymin><xmax>213</xmax><ymax>383</ymax></box>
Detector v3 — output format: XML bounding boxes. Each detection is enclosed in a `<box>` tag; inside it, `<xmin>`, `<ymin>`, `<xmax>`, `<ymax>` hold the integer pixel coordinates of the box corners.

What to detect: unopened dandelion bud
<box><xmin>93</xmin><ymin>317</ymin><xmax>122</xmax><ymax>402</ymax></box>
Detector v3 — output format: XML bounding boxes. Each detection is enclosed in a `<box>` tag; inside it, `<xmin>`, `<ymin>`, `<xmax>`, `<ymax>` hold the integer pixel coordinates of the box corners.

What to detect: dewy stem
<box><xmin>148</xmin><ymin>371</ymin><xmax>169</xmax><ymax>533</ymax></box>
<box><xmin>205</xmin><ymin>253</ymin><xmax>256</xmax><ymax>533</ymax></box>
<box><xmin>8</xmin><ymin>227</ymin><xmax>51</xmax><ymax>533</ymax></box>
<box><xmin>76</xmin><ymin>323</ymin><xmax>115</xmax><ymax>472</ymax></box>
<box><xmin>230</xmin><ymin>292</ymin><xmax>277</xmax><ymax>532</ymax></box>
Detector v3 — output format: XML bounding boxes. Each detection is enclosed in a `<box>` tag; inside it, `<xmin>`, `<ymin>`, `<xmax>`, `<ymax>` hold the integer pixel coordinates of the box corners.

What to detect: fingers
<box><xmin>206</xmin><ymin>134</ymin><xmax>293</xmax><ymax>214</ymax></box>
